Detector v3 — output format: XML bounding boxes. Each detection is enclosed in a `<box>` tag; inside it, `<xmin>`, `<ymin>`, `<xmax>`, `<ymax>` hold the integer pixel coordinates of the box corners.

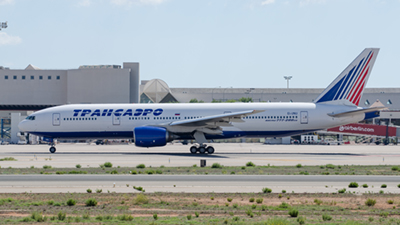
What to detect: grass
<box><xmin>0</xmin><ymin>157</ymin><xmax>17</xmax><ymax>161</ymax></box>
<box><xmin>3</xmin><ymin>164</ymin><xmax>400</xmax><ymax>175</ymax></box>
<box><xmin>0</xmin><ymin>192</ymin><xmax>399</xmax><ymax>224</ymax></box>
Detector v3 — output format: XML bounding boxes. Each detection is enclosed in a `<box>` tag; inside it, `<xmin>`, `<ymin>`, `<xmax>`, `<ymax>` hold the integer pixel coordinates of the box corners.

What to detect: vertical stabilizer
<box><xmin>314</xmin><ymin>48</ymin><xmax>379</xmax><ymax>106</ymax></box>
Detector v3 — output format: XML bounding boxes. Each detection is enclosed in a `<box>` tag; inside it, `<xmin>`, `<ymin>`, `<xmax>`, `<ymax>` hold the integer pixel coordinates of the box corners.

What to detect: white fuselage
<box><xmin>19</xmin><ymin>102</ymin><xmax>364</xmax><ymax>140</ymax></box>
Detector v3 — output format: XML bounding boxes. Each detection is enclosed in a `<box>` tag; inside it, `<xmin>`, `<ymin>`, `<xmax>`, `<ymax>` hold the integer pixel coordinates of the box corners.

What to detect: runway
<box><xmin>1</xmin><ymin>143</ymin><xmax>400</xmax><ymax>168</ymax></box>
<box><xmin>1</xmin><ymin>174</ymin><xmax>399</xmax><ymax>194</ymax></box>
<box><xmin>1</xmin><ymin>143</ymin><xmax>400</xmax><ymax>193</ymax></box>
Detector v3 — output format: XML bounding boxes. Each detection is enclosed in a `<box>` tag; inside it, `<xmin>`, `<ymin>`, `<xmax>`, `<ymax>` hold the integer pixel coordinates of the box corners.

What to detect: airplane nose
<box><xmin>18</xmin><ymin>120</ymin><xmax>28</xmax><ymax>132</ymax></box>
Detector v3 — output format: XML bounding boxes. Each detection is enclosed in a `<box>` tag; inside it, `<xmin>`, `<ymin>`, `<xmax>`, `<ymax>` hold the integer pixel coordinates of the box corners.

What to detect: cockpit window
<box><xmin>26</xmin><ymin>116</ymin><xmax>36</xmax><ymax>120</ymax></box>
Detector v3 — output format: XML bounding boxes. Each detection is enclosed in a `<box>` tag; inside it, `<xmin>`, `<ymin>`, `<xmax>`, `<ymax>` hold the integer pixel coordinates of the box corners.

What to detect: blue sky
<box><xmin>0</xmin><ymin>0</ymin><xmax>399</xmax><ymax>88</ymax></box>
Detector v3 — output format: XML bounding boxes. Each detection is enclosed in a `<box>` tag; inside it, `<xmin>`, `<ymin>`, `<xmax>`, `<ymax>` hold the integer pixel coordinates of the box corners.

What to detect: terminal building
<box><xmin>1</xmin><ymin>63</ymin><xmax>399</xmax><ymax>143</ymax></box>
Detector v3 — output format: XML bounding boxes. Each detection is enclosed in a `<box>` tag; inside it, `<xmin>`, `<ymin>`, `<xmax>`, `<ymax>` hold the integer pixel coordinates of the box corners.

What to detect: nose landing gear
<box><xmin>49</xmin><ymin>146</ymin><xmax>56</xmax><ymax>153</ymax></box>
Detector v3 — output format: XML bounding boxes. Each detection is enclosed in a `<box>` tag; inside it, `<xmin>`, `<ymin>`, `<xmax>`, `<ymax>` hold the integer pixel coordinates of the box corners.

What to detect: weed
<box><xmin>227</xmin><ymin>198</ymin><xmax>233</xmax><ymax>202</ymax></box>
<box><xmin>96</xmin><ymin>189</ymin><xmax>102</xmax><ymax>193</ymax></box>
<box><xmin>261</xmin><ymin>205</ymin><xmax>267</xmax><ymax>211</ymax></box>
<box><xmin>398</xmin><ymin>184</ymin><xmax>400</xmax><ymax>188</ymax></box>
<box><xmin>314</xmin><ymin>199</ymin><xmax>323</xmax><ymax>205</ymax></box>
<box><xmin>156</xmin><ymin>169</ymin><xmax>162</xmax><ymax>174</ymax></box>
<box><xmin>379</xmin><ymin>190</ymin><xmax>384</xmax><ymax>194</ymax></box>
<box><xmin>187</xmin><ymin>214</ymin><xmax>192</xmax><ymax>220</ymax></box>
<box><xmin>43</xmin><ymin>165</ymin><xmax>52</xmax><ymax>169</ymax></box>
<box><xmin>192</xmin><ymin>201</ymin><xmax>198</xmax><ymax>206</ymax></box>
<box><xmin>31</xmin><ymin>212</ymin><xmax>46</xmax><ymax>222</ymax></box>
<box><xmin>110</xmin><ymin>169</ymin><xmax>118</xmax><ymax>174</ymax></box>
<box><xmin>66</xmin><ymin>199</ymin><xmax>76</xmax><ymax>206</ymax></box>
<box><xmin>210</xmin><ymin>197</ymin><xmax>214</xmax><ymax>200</ymax></box>
<box><xmin>391</xmin><ymin>166</ymin><xmax>399</xmax><ymax>171</ymax></box>
<box><xmin>278</xmin><ymin>194</ymin><xmax>282</xmax><ymax>198</ymax></box>
<box><xmin>75</xmin><ymin>164</ymin><xmax>81</xmax><ymax>168</ymax></box>
<box><xmin>82</xmin><ymin>212</ymin><xmax>90</xmax><ymax>220</ymax></box>
<box><xmin>322</xmin><ymin>214</ymin><xmax>332</xmax><ymax>221</ymax></box>
<box><xmin>262</xmin><ymin>187</ymin><xmax>272</xmax><ymax>193</ymax></box>
<box><xmin>348</xmin><ymin>182</ymin><xmax>358</xmax><ymax>188</ymax></box>
<box><xmin>241</xmin><ymin>166</ymin><xmax>246</xmax><ymax>170</ymax></box>
<box><xmin>233</xmin><ymin>203</ymin><xmax>238</xmax><ymax>208</ymax></box>
<box><xmin>103</xmin><ymin>162</ymin><xmax>112</xmax><ymax>167</ymax></box>
<box><xmin>233</xmin><ymin>216</ymin><xmax>239</xmax><ymax>221</ymax></box>
<box><xmin>195</xmin><ymin>212</ymin><xmax>199</xmax><ymax>217</ymax></box>
<box><xmin>282</xmin><ymin>190</ymin><xmax>286</xmax><ymax>193</ymax></box>
<box><xmin>387</xmin><ymin>199</ymin><xmax>394</xmax><ymax>204</ymax></box>
<box><xmin>57</xmin><ymin>211</ymin><xmax>66</xmax><ymax>221</ymax></box>
<box><xmin>231</xmin><ymin>171</ymin><xmax>235</xmax><ymax>174</ymax></box>
<box><xmin>288</xmin><ymin>209</ymin><xmax>299</xmax><ymax>217</ymax></box>
<box><xmin>362</xmin><ymin>184</ymin><xmax>368</xmax><ymax>188</ymax></box>
<box><xmin>256</xmin><ymin>198</ymin><xmax>263</xmax><ymax>204</ymax></box>
<box><xmin>368</xmin><ymin>217</ymin><xmax>374</xmax><ymax>222</ymax></box>
<box><xmin>380</xmin><ymin>212</ymin><xmax>389</xmax><ymax>218</ymax></box>
<box><xmin>326</xmin><ymin>164</ymin><xmax>335</xmax><ymax>169</ymax></box>
<box><xmin>85</xmin><ymin>198</ymin><xmax>97</xmax><ymax>207</ymax></box>
<box><xmin>133</xmin><ymin>186</ymin><xmax>144</xmax><ymax>192</ymax></box>
<box><xmin>365</xmin><ymin>198</ymin><xmax>376</xmax><ymax>206</ymax></box>
<box><xmin>225</xmin><ymin>203</ymin><xmax>229</xmax><ymax>206</ymax></box>
<box><xmin>297</xmin><ymin>216</ymin><xmax>306</xmax><ymax>225</ymax></box>
<box><xmin>381</xmin><ymin>184</ymin><xmax>387</xmax><ymax>188</ymax></box>
<box><xmin>296</xmin><ymin>163</ymin><xmax>302</xmax><ymax>168</ymax></box>
<box><xmin>246</xmin><ymin>161</ymin><xmax>255</xmax><ymax>167</ymax></box>
<box><xmin>279</xmin><ymin>202</ymin><xmax>289</xmax><ymax>208</ymax></box>
<box><xmin>136</xmin><ymin>164</ymin><xmax>146</xmax><ymax>169</ymax></box>
<box><xmin>211</xmin><ymin>163</ymin><xmax>223</xmax><ymax>168</ymax></box>
<box><xmin>86</xmin><ymin>189</ymin><xmax>92</xmax><ymax>193</ymax></box>
<box><xmin>118</xmin><ymin>214</ymin><xmax>133</xmax><ymax>221</ymax></box>
<box><xmin>153</xmin><ymin>213</ymin><xmax>158</xmax><ymax>220</ymax></box>
<box><xmin>249</xmin><ymin>197</ymin><xmax>255</xmax><ymax>202</ymax></box>
<box><xmin>338</xmin><ymin>188</ymin><xmax>346</xmax><ymax>193</ymax></box>
<box><xmin>134</xmin><ymin>193</ymin><xmax>149</xmax><ymax>204</ymax></box>
<box><xmin>47</xmin><ymin>200</ymin><xmax>54</xmax><ymax>205</ymax></box>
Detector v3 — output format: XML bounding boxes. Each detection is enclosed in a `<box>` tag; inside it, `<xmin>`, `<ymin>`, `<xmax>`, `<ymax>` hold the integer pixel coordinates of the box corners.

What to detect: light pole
<box><xmin>283</xmin><ymin>76</ymin><xmax>292</xmax><ymax>89</ymax></box>
<box><xmin>0</xmin><ymin>21</ymin><xmax>7</xmax><ymax>31</ymax></box>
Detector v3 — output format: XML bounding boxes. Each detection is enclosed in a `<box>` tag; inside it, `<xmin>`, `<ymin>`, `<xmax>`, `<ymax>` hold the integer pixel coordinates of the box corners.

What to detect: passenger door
<box><xmin>52</xmin><ymin>113</ymin><xmax>60</xmax><ymax>126</ymax></box>
<box><xmin>112</xmin><ymin>114</ymin><xmax>120</xmax><ymax>125</ymax></box>
<box><xmin>300</xmin><ymin>111</ymin><xmax>308</xmax><ymax>124</ymax></box>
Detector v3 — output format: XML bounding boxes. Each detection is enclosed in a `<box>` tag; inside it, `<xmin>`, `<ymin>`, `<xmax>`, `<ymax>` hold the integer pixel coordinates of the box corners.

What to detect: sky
<box><xmin>0</xmin><ymin>0</ymin><xmax>399</xmax><ymax>89</ymax></box>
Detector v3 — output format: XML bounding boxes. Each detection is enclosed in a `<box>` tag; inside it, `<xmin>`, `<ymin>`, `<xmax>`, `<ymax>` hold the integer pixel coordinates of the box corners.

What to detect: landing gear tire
<box><xmin>49</xmin><ymin>146</ymin><xmax>56</xmax><ymax>153</ymax></box>
<box><xmin>206</xmin><ymin>146</ymin><xmax>215</xmax><ymax>154</ymax></box>
<box><xmin>190</xmin><ymin>146</ymin><xmax>197</xmax><ymax>154</ymax></box>
<box><xmin>198</xmin><ymin>146</ymin><xmax>206</xmax><ymax>154</ymax></box>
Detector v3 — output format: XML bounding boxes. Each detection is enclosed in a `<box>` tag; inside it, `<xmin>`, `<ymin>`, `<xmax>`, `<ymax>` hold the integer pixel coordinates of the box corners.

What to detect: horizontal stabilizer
<box><xmin>327</xmin><ymin>107</ymin><xmax>386</xmax><ymax>117</ymax></box>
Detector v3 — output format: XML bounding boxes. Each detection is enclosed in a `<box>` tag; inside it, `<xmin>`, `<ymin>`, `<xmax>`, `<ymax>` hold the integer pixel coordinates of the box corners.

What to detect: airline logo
<box><xmin>339</xmin><ymin>125</ymin><xmax>374</xmax><ymax>133</ymax></box>
<box><xmin>73</xmin><ymin>108</ymin><xmax>164</xmax><ymax>117</ymax></box>
<box><xmin>317</xmin><ymin>51</ymin><xmax>374</xmax><ymax>105</ymax></box>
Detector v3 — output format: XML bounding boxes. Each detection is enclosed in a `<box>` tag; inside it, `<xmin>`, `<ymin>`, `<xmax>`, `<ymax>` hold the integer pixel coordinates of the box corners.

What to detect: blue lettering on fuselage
<box><xmin>73</xmin><ymin>108</ymin><xmax>164</xmax><ymax>117</ymax></box>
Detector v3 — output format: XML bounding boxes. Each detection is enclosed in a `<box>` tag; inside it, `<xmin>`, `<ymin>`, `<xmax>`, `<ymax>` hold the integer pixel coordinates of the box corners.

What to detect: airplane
<box><xmin>18</xmin><ymin>48</ymin><xmax>383</xmax><ymax>154</ymax></box>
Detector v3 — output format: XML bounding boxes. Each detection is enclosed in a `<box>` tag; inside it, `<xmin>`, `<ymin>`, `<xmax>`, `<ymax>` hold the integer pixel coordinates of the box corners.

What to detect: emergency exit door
<box><xmin>300</xmin><ymin>111</ymin><xmax>308</xmax><ymax>124</ymax></box>
<box><xmin>52</xmin><ymin>113</ymin><xmax>60</xmax><ymax>126</ymax></box>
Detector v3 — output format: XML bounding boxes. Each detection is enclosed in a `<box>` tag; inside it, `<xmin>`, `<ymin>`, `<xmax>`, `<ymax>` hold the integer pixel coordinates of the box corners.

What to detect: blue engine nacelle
<box><xmin>134</xmin><ymin>126</ymin><xmax>172</xmax><ymax>147</ymax></box>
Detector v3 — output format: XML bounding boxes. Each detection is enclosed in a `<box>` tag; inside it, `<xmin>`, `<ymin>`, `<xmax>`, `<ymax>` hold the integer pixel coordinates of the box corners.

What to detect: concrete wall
<box><xmin>66</xmin><ymin>69</ymin><xmax>131</xmax><ymax>104</ymax></box>
<box><xmin>0</xmin><ymin>70</ymin><xmax>67</xmax><ymax>105</ymax></box>
<box><xmin>123</xmin><ymin>62</ymin><xmax>140</xmax><ymax>103</ymax></box>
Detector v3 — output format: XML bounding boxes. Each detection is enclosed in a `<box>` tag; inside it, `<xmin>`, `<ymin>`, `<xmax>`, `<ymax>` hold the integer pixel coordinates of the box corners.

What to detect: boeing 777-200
<box><xmin>19</xmin><ymin>48</ymin><xmax>383</xmax><ymax>154</ymax></box>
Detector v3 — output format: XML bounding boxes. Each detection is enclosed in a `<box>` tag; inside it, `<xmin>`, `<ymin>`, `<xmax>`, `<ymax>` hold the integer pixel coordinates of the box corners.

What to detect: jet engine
<box><xmin>133</xmin><ymin>126</ymin><xmax>173</xmax><ymax>147</ymax></box>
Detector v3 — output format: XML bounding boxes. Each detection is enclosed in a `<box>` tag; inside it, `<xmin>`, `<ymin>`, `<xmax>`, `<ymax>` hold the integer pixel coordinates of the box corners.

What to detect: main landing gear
<box><xmin>190</xmin><ymin>145</ymin><xmax>215</xmax><ymax>154</ymax></box>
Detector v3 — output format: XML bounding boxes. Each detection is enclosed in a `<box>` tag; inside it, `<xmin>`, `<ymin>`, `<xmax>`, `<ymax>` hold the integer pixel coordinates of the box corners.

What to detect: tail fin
<box><xmin>314</xmin><ymin>48</ymin><xmax>380</xmax><ymax>106</ymax></box>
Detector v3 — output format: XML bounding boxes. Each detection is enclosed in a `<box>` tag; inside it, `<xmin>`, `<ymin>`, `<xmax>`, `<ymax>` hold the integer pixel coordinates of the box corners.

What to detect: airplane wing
<box><xmin>170</xmin><ymin>110</ymin><xmax>264</xmax><ymax>127</ymax></box>
<box><xmin>150</xmin><ymin>109</ymin><xmax>264</xmax><ymax>135</ymax></box>
<box><xmin>327</xmin><ymin>107</ymin><xmax>386</xmax><ymax>117</ymax></box>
